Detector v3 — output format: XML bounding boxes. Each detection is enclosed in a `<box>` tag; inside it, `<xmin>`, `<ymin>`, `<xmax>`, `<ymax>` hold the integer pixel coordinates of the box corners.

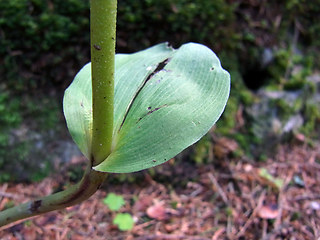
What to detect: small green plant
<box><xmin>113</xmin><ymin>213</ymin><xmax>134</xmax><ymax>231</ymax></box>
<box><xmin>103</xmin><ymin>193</ymin><xmax>125</xmax><ymax>211</ymax></box>
<box><xmin>258</xmin><ymin>168</ymin><xmax>284</xmax><ymax>190</ymax></box>
<box><xmin>0</xmin><ymin>0</ymin><xmax>230</xmax><ymax>227</ymax></box>
<box><xmin>103</xmin><ymin>193</ymin><xmax>134</xmax><ymax>231</ymax></box>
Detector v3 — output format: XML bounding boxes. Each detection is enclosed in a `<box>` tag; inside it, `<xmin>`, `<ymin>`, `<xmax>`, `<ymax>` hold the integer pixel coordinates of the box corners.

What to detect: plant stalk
<box><xmin>0</xmin><ymin>164</ymin><xmax>107</xmax><ymax>227</ymax></box>
<box><xmin>91</xmin><ymin>0</ymin><xmax>117</xmax><ymax>166</ymax></box>
<box><xmin>0</xmin><ymin>0</ymin><xmax>118</xmax><ymax>227</ymax></box>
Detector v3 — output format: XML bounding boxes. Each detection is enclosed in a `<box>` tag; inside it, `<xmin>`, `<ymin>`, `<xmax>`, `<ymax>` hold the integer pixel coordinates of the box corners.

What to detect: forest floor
<box><xmin>0</xmin><ymin>137</ymin><xmax>320</xmax><ymax>240</ymax></box>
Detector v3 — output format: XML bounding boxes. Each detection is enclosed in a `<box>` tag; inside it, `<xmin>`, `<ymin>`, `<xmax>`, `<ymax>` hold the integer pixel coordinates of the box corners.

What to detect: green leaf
<box><xmin>63</xmin><ymin>63</ymin><xmax>92</xmax><ymax>159</ymax></box>
<box><xmin>113</xmin><ymin>213</ymin><xmax>134</xmax><ymax>231</ymax></box>
<box><xmin>103</xmin><ymin>193</ymin><xmax>125</xmax><ymax>211</ymax></box>
<box><xmin>64</xmin><ymin>43</ymin><xmax>230</xmax><ymax>173</ymax></box>
<box><xmin>63</xmin><ymin>43</ymin><xmax>173</xmax><ymax>160</ymax></box>
<box><xmin>258</xmin><ymin>168</ymin><xmax>284</xmax><ymax>190</ymax></box>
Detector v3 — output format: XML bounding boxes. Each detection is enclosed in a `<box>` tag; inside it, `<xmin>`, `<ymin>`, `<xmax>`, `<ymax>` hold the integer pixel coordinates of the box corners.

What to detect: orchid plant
<box><xmin>0</xmin><ymin>0</ymin><xmax>230</xmax><ymax>227</ymax></box>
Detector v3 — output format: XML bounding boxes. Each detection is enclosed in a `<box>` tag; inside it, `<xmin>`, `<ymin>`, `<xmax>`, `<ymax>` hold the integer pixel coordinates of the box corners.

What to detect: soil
<box><xmin>1</xmin><ymin>139</ymin><xmax>320</xmax><ymax>240</ymax></box>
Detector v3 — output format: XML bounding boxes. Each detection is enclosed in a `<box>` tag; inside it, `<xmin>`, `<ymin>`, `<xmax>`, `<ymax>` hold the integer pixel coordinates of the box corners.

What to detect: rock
<box><xmin>283</xmin><ymin>114</ymin><xmax>304</xmax><ymax>133</ymax></box>
<box><xmin>243</xmin><ymin>88</ymin><xmax>307</xmax><ymax>156</ymax></box>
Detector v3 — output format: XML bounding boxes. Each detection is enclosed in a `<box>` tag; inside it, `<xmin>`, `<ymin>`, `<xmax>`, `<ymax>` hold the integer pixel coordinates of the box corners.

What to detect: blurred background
<box><xmin>0</xmin><ymin>0</ymin><xmax>319</xmax><ymax>183</ymax></box>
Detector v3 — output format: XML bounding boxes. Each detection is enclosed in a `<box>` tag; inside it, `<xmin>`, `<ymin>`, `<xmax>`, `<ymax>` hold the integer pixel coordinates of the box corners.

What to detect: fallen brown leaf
<box><xmin>258</xmin><ymin>204</ymin><xmax>279</xmax><ymax>219</ymax></box>
<box><xmin>146</xmin><ymin>202</ymin><xmax>168</xmax><ymax>221</ymax></box>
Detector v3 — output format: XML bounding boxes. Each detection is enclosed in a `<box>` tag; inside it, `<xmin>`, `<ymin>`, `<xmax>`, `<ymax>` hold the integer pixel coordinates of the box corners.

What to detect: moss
<box><xmin>272</xmin><ymin>98</ymin><xmax>295</xmax><ymax>119</ymax></box>
<box><xmin>0</xmin><ymin>92</ymin><xmax>21</xmax><ymax>127</ymax></box>
<box><xmin>232</xmin><ymin>133</ymin><xmax>257</xmax><ymax>156</ymax></box>
<box><xmin>258</xmin><ymin>154</ymin><xmax>268</xmax><ymax>162</ymax></box>
<box><xmin>67</xmin><ymin>164</ymin><xmax>85</xmax><ymax>183</ymax></box>
<box><xmin>0</xmin><ymin>92</ymin><xmax>62</xmax><ymax>182</ymax></box>
<box><xmin>283</xmin><ymin>79</ymin><xmax>305</xmax><ymax>91</ymax></box>
<box><xmin>23</xmin><ymin>96</ymin><xmax>59</xmax><ymax>130</ymax></box>
<box><xmin>300</xmin><ymin>103</ymin><xmax>320</xmax><ymax>136</ymax></box>
<box><xmin>0</xmin><ymin>91</ymin><xmax>23</xmax><ymax>182</ymax></box>
<box><xmin>192</xmin><ymin>135</ymin><xmax>211</xmax><ymax>165</ymax></box>
<box><xmin>215</xmin><ymin>96</ymin><xmax>237</xmax><ymax>135</ymax></box>
<box><xmin>30</xmin><ymin>161</ymin><xmax>52</xmax><ymax>182</ymax></box>
<box><xmin>264</xmin><ymin>84</ymin><xmax>282</xmax><ymax>91</ymax></box>
<box><xmin>232</xmin><ymin>148</ymin><xmax>244</xmax><ymax>158</ymax></box>
<box><xmin>239</xmin><ymin>90</ymin><xmax>255</xmax><ymax>105</ymax></box>
<box><xmin>0</xmin><ymin>0</ymin><xmax>90</xmax><ymax>92</ymax></box>
<box><xmin>292</xmin><ymin>98</ymin><xmax>303</xmax><ymax>112</ymax></box>
<box><xmin>305</xmin><ymin>81</ymin><xmax>317</xmax><ymax>94</ymax></box>
<box><xmin>284</xmin><ymin>55</ymin><xmax>314</xmax><ymax>91</ymax></box>
<box><xmin>0</xmin><ymin>141</ymin><xmax>30</xmax><ymax>182</ymax></box>
<box><xmin>268</xmin><ymin>50</ymin><xmax>291</xmax><ymax>86</ymax></box>
<box><xmin>215</xmin><ymin>67</ymin><xmax>255</xmax><ymax>136</ymax></box>
<box><xmin>117</xmin><ymin>0</ymin><xmax>238</xmax><ymax>52</ymax></box>
<box><xmin>268</xmin><ymin>45</ymin><xmax>315</xmax><ymax>91</ymax></box>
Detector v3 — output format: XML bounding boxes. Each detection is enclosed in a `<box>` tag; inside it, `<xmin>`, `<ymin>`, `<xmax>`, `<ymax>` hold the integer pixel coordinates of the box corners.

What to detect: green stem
<box><xmin>91</xmin><ymin>0</ymin><xmax>117</xmax><ymax>166</ymax></box>
<box><xmin>0</xmin><ymin>0</ymin><xmax>118</xmax><ymax>227</ymax></box>
<box><xmin>0</xmin><ymin>164</ymin><xmax>107</xmax><ymax>227</ymax></box>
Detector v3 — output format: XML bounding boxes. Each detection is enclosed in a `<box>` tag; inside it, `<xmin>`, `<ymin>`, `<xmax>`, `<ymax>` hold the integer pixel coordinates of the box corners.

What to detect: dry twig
<box><xmin>208</xmin><ymin>173</ymin><xmax>229</xmax><ymax>205</ymax></box>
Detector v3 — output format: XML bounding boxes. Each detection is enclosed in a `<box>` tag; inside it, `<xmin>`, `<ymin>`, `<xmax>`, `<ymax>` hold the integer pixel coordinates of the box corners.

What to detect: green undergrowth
<box><xmin>1</xmin><ymin>0</ymin><xmax>320</xmax><ymax>92</ymax></box>
<box><xmin>103</xmin><ymin>193</ymin><xmax>134</xmax><ymax>231</ymax></box>
<box><xmin>0</xmin><ymin>91</ymin><xmax>23</xmax><ymax>182</ymax></box>
<box><xmin>301</xmin><ymin>103</ymin><xmax>320</xmax><ymax>137</ymax></box>
<box><xmin>267</xmin><ymin>47</ymin><xmax>314</xmax><ymax>91</ymax></box>
<box><xmin>266</xmin><ymin>46</ymin><xmax>320</xmax><ymax>138</ymax></box>
<box><xmin>213</xmin><ymin>53</ymin><xmax>257</xmax><ymax>157</ymax></box>
<box><xmin>117</xmin><ymin>0</ymin><xmax>238</xmax><ymax>51</ymax></box>
<box><xmin>0</xmin><ymin>0</ymin><xmax>90</xmax><ymax>92</ymax></box>
<box><xmin>192</xmin><ymin>135</ymin><xmax>212</xmax><ymax>165</ymax></box>
<box><xmin>0</xmin><ymin>91</ymin><xmax>60</xmax><ymax>182</ymax></box>
<box><xmin>205</xmin><ymin>45</ymin><xmax>318</xmax><ymax>160</ymax></box>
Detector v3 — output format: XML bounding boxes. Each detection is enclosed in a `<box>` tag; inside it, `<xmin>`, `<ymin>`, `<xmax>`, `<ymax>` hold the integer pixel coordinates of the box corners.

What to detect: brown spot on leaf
<box><xmin>94</xmin><ymin>44</ymin><xmax>101</xmax><ymax>50</ymax></box>
<box><xmin>118</xmin><ymin>58</ymin><xmax>171</xmax><ymax>132</ymax></box>
<box><xmin>137</xmin><ymin>104</ymin><xmax>168</xmax><ymax>123</ymax></box>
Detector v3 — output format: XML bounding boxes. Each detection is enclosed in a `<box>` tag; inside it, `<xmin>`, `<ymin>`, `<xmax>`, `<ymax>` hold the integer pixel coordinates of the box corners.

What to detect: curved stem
<box><xmin>91</xmin><ymin>0</ymin><xmax>117</xmax><ymax>165</ymax></box>
<box><xmin>0</xmin><ymin>0</ymin><xmax>118</xmax><ymax>228</ymax></box>
<box><xmin>0</xmin><ymin>164</ymin><xmax>107</xmax><ymax>227</ymax></box>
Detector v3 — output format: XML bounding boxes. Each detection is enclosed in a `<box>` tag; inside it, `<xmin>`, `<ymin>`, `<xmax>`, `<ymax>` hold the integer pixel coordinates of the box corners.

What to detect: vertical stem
<box><xmin>91</xmin><ymin>0</ymin><xmax>117</xmax><ymax>165</ymax></box>
<box><xmin>0</xmin><ymin>1</ymin><xmax>118</xmax><ymax>228</ymax></box>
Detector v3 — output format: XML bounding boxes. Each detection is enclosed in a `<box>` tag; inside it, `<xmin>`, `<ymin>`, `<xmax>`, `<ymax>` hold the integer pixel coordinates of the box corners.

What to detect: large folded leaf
<box><xmin>63</xmin><ymin>43</ymin><xmax>172</xmax><ymax>159</ymax></box>
<box><xmin>63</xmin><ymin>42</ymin><xmax>230</xmax><ymax>173</ymax></box>
<box><xmin>63</xmin><ymin>62</ymin><xmax>92</xmax><ymax>159</ymax></box>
